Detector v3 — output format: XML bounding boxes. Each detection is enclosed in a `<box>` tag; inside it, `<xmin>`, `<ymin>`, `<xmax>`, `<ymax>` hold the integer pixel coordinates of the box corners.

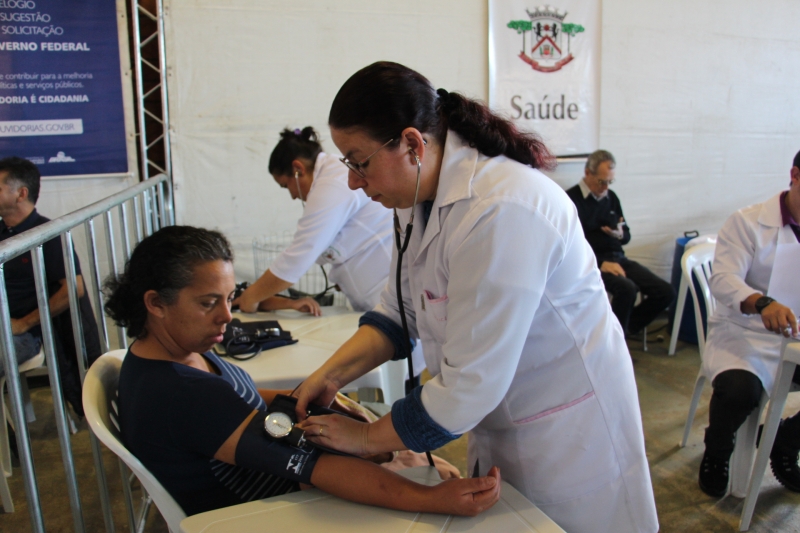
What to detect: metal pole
<box><xmin>104</xmin><ymin>212</ymin><xmax>128</xmax><ymax>350</ymax></box>
<box><xmin>84</xmin><ymin>220</ymin><xmax>110</xmax><ymax>352</ymax></box>
<box><xmin>131</xmin><ymin>0</ymin><xmax>149</xmax><ymax>182</ymax></box>
<box><xmin>34</xmin><ymin>245</ymin><xmax>87</xmax><ymax>533</ymax></box>
<box><xmin>150</xmin><ymin>187</ymin><xmax>161</xmax><ymax>232</ymax></box>
<box><xmin>118</xmin><ymin>461</ymin><xmax>138</xmax><ymax>533</ymax></box>
<box><xmin>63</xmin><ymin>232</ymin><xmax>118</xmax><ymax>533</ymax></box>
<box><xmin>0</xmin><ymin>265</ymin><xmax>45</xmax><ymax>532</ymax></box>
<box><xmin>61</xmin><ymin>232</ymin><xmax>88</xmax><ymax>380</ymax></box>
<box><xmin>132</xmin><ymin>195</ymin><xmax>143</xmax><ymax>244</ymax></box>
<box><xmin>119</xmin><ymin>202</ymin><xmax>132</xmax><ymax>262</ymax></box>
<box><xmin>156</xmin><ymin>0</ymin><xmax>172</xmax><ymax>181</ymax></box>
<box><xmin>156</xmin><ymin>180</ymin><xmax>167</xmax><ymax>230</ymax></box>
<box><xmin>164</xmin><ymin>176</ymin><xmax>175</xmax><ymax>226</ymax></box>
<box><xmin>143</xmin><ymin>188</ymin><xmax>154</xmax><ymax>237</ymax></box>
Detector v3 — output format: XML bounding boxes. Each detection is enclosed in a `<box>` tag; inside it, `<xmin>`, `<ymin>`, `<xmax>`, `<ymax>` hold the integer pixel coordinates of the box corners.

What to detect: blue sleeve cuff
<box><xmin>359</xmin><ymin>311</ymin><xmax>414</xmax><ymax>361</ymax></box>
<box><xmin>391</xmin><ymin>386</ymin><xmax>460</xmax><ymax>452</ymax></box>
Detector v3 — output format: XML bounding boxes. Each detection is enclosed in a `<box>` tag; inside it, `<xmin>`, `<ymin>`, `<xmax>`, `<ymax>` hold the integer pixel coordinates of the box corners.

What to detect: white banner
<box><xmin>489</xmin><ymin>1</ymin><xmax>600</xmax><ymax>156</ymax></box>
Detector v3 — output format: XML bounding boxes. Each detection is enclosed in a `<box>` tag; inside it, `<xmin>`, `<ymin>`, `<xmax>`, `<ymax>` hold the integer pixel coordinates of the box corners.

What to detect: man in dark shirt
<box><xmin>566</xmin><ymin>150</ymin><xmax>674</xmax><ymax>335</ymax></box>
<box><xmin>0</xmin><ymin>156</ymin><xmax>100</xmax><ymax>416</ymax></box>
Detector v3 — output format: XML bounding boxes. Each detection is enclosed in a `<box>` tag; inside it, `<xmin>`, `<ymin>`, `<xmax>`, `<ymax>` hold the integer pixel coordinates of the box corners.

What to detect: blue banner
<box><xmin>0</xmin><ymin>0</ymin><xmax>128</xmax><ymax>176</ymax></box>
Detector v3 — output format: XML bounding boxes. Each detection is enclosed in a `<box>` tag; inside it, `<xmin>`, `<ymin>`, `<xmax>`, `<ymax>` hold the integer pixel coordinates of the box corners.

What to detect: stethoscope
<box><xmin>294</xmin><ymin>171</ymin><xmax>306</xmax><ymax>208</ymax></box>
<box><xmin>393</xmin><ymin>147</ymin><xmax>435</xmax><ymax>467</ymax></box>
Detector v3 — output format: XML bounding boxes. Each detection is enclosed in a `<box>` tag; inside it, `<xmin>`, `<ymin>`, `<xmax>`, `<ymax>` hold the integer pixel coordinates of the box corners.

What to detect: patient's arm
<box><xmin>214</xmin><ymin>410</ymin><xmax>501</xmax><ymax>517</ymax></box>
<box><xmin>310</xmin><ymin>454</ymin><xmax>501</xmax><ymax>517</ymax></box>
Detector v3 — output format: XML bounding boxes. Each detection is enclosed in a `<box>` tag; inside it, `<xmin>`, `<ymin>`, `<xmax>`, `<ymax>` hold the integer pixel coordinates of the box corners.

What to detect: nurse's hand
<box><xmin>760</xmin><ymin>301</ymin><xmax>799</xmax><ymax>338</ymax></box>
<box><xmin>431</xmin><ymin>466</ymin><xmax>502</xmax><ymax>517</ymax></box>
<box><xmin>293</xmin><ymin>372</ymin><xmax>340</xmax><ymax>421</ymax></box>
<box><xmin>298</xmin><ymin>413</ymin><xmax>370</xmax><ymax>456</ymax></box>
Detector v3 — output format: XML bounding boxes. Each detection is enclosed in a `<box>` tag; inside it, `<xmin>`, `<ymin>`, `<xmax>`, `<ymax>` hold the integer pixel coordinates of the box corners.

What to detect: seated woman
<box><xmin>103</xmin><ymin>225</ymin><xmax>500</xmax><ymax>517</ymax></box>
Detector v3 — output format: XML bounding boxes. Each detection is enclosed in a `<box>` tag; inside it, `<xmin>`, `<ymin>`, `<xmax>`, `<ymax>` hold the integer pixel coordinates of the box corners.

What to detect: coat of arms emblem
<box><xmin>507</xmin><ymin>5</ymin><xmax>584</xmax><ymax>73</ymax></box>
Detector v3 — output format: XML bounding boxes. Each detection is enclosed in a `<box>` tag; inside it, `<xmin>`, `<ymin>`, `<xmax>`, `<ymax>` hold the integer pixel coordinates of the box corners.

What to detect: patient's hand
<box><xmin>600</xmin><ymin>261</ymin><xmax>626</xmax><ymax>277</ymax></box>
<box><xmin>284</xmin><ymin>296</ymin><xmax>322</xmax><ymax>317</ymax></box>
<box><xmin>430</xmin><ymin>466</ymin><xmax>501</xmax><ymax>517</ymax></box>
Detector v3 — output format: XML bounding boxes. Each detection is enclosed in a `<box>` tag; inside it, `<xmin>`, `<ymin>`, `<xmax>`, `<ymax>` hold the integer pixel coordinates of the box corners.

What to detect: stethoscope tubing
<box><xmin>393</xmin><ymin>150</ymin><xmax>434</xmax><ymax>467</ymax></box>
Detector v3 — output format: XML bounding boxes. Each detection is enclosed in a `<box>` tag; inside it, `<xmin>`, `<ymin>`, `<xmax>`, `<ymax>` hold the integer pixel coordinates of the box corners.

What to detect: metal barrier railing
<box><xmin>0</xmin><ymin>174</ymin><xmax>173</xmax><ymax>533</ymax></box>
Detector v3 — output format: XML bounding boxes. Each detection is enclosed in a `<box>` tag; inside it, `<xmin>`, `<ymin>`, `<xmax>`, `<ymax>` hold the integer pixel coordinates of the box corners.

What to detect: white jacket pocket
<box><xmin>421</xmin><ymin>290</ymin><xmax>448</xmax><ymax>343</ymax></box>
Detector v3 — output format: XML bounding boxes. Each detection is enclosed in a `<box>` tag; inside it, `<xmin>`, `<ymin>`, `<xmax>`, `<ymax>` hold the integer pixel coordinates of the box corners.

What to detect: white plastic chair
<box><xmin>677</xmin><ymin>243</ymin><xmax>799</xmax><ymax>502</ymax></box>
<box><xmin>83</xmin><ymin>350</ymin><xmax>187</xmax><ymax>532</ymax></box>
<box><xmin>669</xmin><ymin>234</ymin><xmax>717</xmax><ymax>355</ymax></box>
<box><xmin>678</xmin><ymin>242</ymin><xmax>717</xmax><ymax>448</ymax></box>
<box><xmin>740</xmin><ymin>339</ymin><xmax>800</xmax><ymax>531</ymax></box>
<box><xmin>0</xmin><ymin>348</ymin><xmax>45</xmax><ymax>512</ymax></box>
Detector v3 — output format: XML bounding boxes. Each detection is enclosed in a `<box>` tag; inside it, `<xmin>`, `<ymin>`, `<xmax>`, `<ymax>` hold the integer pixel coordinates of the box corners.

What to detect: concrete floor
<box><xmin>2</xmin><ymin>322</ymin><xmax>800</xmax><ymax>532</ymax></box>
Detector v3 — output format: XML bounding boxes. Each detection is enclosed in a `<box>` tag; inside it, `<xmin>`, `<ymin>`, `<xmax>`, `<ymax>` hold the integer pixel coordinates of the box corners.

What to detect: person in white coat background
<box><xmin>698</xmin><ymin>149</ymin><xmax>800</xmax><ymax>498</ymax></box>
<box><xmin>291</xmin><ymin>62</ymin><xmax>658</xmax><ymax>533</ymax></box>
<box><xmin>236</xmin><ymin>127</ymin><xmax>394</xmax><ymax>314</ymax></box>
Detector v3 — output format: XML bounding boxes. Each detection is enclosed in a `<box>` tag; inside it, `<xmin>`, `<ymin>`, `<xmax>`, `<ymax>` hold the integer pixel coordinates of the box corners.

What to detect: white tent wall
<box><xmin>165</xmin><ymin>0</ymin><xmax>488</xmax><ymax>281</ymax></box>
<box><xmin>599</xmin><ymin>1</ymin><xmax>800</xmax><ymax>276</ymax></box>
<box><xmin>165</xmin><ymin>0</ymin><xmax>800</xmax><ymax>282</ymax></box>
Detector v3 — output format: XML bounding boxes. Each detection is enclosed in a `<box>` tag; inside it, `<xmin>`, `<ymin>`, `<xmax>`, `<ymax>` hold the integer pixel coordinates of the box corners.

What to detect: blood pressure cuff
<box><xmin>235</xmin><ymin>411</ymin><xmax>321</xmax><ymax>485</ymax></box>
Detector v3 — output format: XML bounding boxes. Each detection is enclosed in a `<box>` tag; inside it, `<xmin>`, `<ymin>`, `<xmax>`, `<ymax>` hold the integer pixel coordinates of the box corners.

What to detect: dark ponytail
<box><xmin>268</xmin><ymin>126</ymin><xmax>323</xmax><ymax>176</ymax></box>
<box><xmin>329</xmin><ymin>62</ymin><xmax>554</xmax><ymax>170</ymax></box>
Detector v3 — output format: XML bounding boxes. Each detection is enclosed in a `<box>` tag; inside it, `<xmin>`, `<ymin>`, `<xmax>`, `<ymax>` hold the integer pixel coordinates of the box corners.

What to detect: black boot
<box><xmin>770</xmin><ymin>420</ymin><xmax>800</xmax><ymax>492</ymax></box>
<box><xmin>699</xmin><ymin>451</ymin><xmax>730</xmax><ymax>497</ymax></box>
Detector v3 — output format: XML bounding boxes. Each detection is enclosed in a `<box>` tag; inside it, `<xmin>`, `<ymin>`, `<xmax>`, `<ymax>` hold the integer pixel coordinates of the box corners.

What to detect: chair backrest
<box><xmin>681</xmin><ymin>242</ymin><xmax>717</xmax><ymax>355</ymax></box>
<box><xmin>83</xmin><ymin>350</ymin><xmax>187</xmax><ymax>531</ymax></box>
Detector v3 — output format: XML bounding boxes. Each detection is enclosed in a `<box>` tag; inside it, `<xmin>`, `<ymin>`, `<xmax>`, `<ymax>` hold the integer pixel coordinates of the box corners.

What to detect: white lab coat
<box><xmin>373</xmin><ymin>132</ymin><xmax>658</xmax><ymax>533</ymax></box>
<box><xmin>269</xmin><ymin>152</ymin><xmax>393</xmax><ymax>312</ymax></box>
<box><xmin>703</xmin><ymin>192</ymin><xmax>795</xmax><ymax>393</ymax></box>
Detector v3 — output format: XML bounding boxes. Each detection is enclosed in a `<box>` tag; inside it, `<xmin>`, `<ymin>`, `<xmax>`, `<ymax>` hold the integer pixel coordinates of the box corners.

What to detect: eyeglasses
<box><xmin>596</xmin><ymin>178</ymin><xmax>615</xmax><ymax>187</ymax></box>
<box><xmin>339</xmin><ymin>138</ymin><xmax>394</xmax><ymax>178</ymax></box>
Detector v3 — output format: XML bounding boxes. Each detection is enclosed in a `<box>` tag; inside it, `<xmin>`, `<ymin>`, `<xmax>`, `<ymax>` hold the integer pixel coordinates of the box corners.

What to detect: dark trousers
<box><xmin>601</xmin><ymin>257</ymin><xmax>675</xmax><ymax>334</ymax></box>
<box><xmin>705</xmin><ymin>368</ymin><xmax>800</xmax><ymax>460</ymax></box>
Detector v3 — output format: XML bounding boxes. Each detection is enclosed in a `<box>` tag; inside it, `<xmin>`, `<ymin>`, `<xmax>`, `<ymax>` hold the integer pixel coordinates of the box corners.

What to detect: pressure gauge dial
<box><xmin>264</xmin><ymin>411</ymin><xmax>294</xmax><ymax>438</ymax></box>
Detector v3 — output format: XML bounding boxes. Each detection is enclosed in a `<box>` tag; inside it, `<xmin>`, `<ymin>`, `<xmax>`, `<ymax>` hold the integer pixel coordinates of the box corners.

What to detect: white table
<box><xmin>228</xmin><ymin>307</ymin><xmax>407</xmax><ymax>405</ymax></box>
<box><xmin>180</xmin><ymin>466</ymin><xmax>565</xmax><ymax>533</ymax></box>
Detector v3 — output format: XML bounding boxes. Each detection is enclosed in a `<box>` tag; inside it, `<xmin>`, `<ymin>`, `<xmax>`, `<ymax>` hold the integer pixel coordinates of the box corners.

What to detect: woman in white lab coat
<box><xmin>292</xmin><ymin>62</ymin><xmax>658</xmax><ymax>533</ymax></box>
<box><xmin>699</xmin><ymin>164</ymin><xmax>800</xmax><ymax>497</ymax></box>
<box><xmin>236</xmin><ymin>127</ymin><xmax>394</xmax><ymax>313</ymax></box>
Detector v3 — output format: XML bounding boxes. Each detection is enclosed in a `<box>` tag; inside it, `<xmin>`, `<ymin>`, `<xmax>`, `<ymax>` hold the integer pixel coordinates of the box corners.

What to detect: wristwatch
<box><xmin>754</xmin><ymin>296</ymin><xmax>776</xmax><ymax>315</ymax></box>
<box><xmin>264</xmin><ymin>411</ymin><xmax>307</xmax><ymax>448</ymax></box>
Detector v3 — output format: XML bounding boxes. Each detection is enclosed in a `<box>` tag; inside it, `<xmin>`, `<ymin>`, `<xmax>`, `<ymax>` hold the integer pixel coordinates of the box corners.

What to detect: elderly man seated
<box><xmin>566</xmin><ymin>150</ymin><xmax>674</xmax><ymax>336</ymax></box>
